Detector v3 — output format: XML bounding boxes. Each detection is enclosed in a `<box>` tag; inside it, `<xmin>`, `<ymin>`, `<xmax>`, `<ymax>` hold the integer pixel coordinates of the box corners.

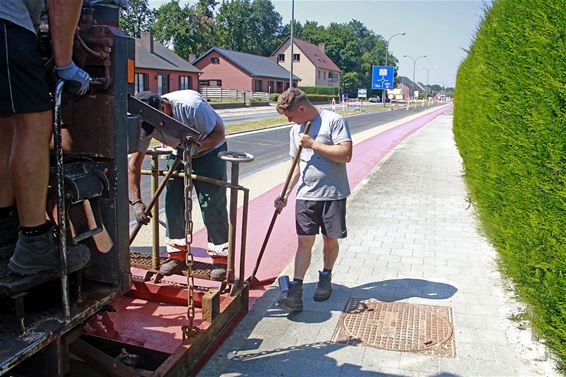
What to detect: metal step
<box><xmin>129</xmin><ymin>251</ymin><xmax>226</xmax><ymax>282</ymax></box>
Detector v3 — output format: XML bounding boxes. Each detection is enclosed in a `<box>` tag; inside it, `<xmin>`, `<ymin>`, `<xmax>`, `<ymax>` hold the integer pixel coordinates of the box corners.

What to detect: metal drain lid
<box><xmin>333</xmin><ymin>298</ymin><xmax>456</xmax><ymax>357</ymax></box>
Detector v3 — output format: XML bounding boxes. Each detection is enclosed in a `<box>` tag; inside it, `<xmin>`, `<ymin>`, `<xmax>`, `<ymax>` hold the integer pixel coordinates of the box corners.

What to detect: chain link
<box><xmin>181</xmin><ymin>138</ymin><xmax>199</xmax><ymax>338</ymax></box>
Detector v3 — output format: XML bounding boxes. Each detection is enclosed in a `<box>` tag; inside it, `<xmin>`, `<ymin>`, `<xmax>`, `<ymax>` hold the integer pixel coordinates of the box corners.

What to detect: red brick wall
<box><xmin>194</xmin><ymin>51</ymin><xmax>253</xmax><ymax>91</ymax></box>
<box><xmin>135</xmin><ymin>68</ymin><xmax>199</xmax><ymax>94</ymax></box>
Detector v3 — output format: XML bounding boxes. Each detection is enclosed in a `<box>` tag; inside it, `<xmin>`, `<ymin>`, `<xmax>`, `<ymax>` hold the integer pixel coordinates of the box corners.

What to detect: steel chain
<box><xmin>181</xmin><ymin>138</ymin><xmax>199</xmax><ymax>338</ymax></box>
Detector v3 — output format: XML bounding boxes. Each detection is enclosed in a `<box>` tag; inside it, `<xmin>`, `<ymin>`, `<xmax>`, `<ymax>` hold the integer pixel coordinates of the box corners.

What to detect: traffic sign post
<box><xmin>372</xmin><ymin>65</ymin><xmax>394</xmax><ymax>107</ymax></box>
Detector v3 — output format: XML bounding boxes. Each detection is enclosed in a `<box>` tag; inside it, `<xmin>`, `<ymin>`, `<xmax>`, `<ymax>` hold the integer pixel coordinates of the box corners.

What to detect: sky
<box><xmin>147</xmin><ymin>0</ymin><xmax>490</xmax><ymax>88</ymax></box>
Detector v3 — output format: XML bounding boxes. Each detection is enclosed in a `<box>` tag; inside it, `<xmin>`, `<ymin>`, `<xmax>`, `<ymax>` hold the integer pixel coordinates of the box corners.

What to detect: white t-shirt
<box><xmin>290</xmin><ymin>110</ymin><xmax>352</xmax><ymax>200</ymax></box>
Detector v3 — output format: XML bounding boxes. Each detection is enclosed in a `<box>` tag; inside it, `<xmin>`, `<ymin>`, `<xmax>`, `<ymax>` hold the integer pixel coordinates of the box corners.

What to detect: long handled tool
<box><xmin>249</xmin><ymin>121</ymin><xmax>312</xmax><ymax>288</ymax></box>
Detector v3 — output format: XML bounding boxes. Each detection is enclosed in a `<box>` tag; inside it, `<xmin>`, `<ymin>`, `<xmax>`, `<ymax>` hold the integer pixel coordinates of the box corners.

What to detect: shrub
<box><xmin>305</xmin><ymin>94</ymin><xmax>336</xmax><ymax>103</ymax></box>
<box><xmin>299</xmin><ymin>86</ymin><xmax>339</xmax><ymax>96</ymax></box>
<box><xmin>454</xmin><ymin>0</ymin><xmax>566</xmax><ymax>369</ymax></box>
<box><xmin>269</xmin><ymin>93</ymin><xmax>280</xmax><ymax>102</ymax></box>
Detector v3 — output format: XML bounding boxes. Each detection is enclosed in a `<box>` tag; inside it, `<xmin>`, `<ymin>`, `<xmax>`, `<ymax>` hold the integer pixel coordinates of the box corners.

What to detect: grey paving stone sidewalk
<box><xmin>198</xmin><ymin>112</ymin><xmax>559</xmax><ymax>377</ymax></box>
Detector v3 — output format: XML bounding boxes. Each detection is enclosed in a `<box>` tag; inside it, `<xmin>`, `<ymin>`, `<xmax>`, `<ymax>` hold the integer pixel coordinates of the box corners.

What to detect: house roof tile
<box><xmin>194</xmin><ymin>47</ymin><xmax>300</xmax><ymax>81</ymax></box>
<box><xmin>135</xmin><ymin>38</ymin><xmax>201</xmax><ymax>73</ymax></box>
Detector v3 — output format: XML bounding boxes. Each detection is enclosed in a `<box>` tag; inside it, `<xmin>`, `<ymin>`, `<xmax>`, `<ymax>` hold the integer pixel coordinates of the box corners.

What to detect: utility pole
<box><xmin>382</xmin><ymin>32</ymin><xmax>405</xmax><ymax>107</ymax></box>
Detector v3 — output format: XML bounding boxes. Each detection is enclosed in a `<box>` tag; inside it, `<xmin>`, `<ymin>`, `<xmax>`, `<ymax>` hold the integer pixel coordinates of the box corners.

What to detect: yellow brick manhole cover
<box><xmin>332</xmin><ymin>298</ymin><xmax>455</xmax><ymax>357</ymax></box>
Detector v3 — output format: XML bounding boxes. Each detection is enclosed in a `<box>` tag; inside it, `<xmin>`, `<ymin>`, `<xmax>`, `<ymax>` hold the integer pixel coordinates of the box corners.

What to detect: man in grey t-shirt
<box><xmin>128</xmin><ymin>90</ymin><xmax>229</xmax><ymax>277</ymax></box>
<box><xmin>274</xmin><ymin>88</ymin><xmax>353</xmax><ymax>312</ymax></box>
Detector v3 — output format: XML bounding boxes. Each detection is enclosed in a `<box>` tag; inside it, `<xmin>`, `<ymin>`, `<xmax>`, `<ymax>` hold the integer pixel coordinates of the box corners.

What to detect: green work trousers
<box><xmin>165</xmin><ymin>142</ymin><xmax>228</xmax><ymax>246</ymax></box>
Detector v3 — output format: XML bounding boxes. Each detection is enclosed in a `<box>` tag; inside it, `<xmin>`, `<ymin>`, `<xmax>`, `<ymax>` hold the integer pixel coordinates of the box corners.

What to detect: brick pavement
<box><xmin>200</xmin><ymin>111</ymin><xmax>559</xmax><ymax>377</ymax></box>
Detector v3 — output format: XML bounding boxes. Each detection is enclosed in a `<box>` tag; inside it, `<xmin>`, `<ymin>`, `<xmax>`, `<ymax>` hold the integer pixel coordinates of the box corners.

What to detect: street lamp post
<box><xmin>403</xmin><ymin>54</ymin><xmax>427</xmax><ymax>100</ymax></box>
<box><xmin>289</xmin><ymin>0</ymin><xmax>295</xmax><ymax>89</ymax></box>
<box><xmin>382</xmin><ymin>32</ymin><xmax>405</xmax><ymax>106</ymax></box>
<box><xmin>420</xmin><ymin>65</ymin><xmax>439</xmax><ymax>98</ymax></box>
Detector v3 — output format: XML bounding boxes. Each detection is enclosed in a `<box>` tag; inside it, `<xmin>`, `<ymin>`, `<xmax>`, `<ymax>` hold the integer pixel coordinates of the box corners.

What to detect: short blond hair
<box><xmin>276</xmin><ymin>88</ymin><xmax>311</xmax><ymax>113</ymax></box>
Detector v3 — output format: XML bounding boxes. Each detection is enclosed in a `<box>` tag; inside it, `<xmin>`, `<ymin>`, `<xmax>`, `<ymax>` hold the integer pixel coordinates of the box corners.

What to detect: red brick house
<box><xmin>192</xmin><ymin>47</ymin><xmax>300</xmax><ymax>93</ymax></box>
<box><xmin>134</xmin><ymin>32</ymin><xmax>201</xmax><ymax>95</ymax></box>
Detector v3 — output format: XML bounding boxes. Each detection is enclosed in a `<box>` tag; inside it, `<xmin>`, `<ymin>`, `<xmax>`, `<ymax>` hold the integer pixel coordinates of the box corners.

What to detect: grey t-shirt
<box><xmin>290</xmin><ymin>109</ymin><xmax>352</xmax><ymax>201</ymax></box>
<box><xmin>138</xmin><ymin>90</ymin><xmax>225</xmax><ymax>155</ymax></box>
<box><xmin>0</xmin><ymin>0</ymin><xmax>45</xmax><ymax>34</ymax></box>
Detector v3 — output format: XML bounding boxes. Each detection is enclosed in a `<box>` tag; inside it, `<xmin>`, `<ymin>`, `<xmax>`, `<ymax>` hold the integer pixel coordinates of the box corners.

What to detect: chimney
<box><xmin>141</xmin><ymin>31</ymin><xmax>153</xmax><ymax>53</ymax></box>
<box><xmin>318</xmin><ymin>43</ymin><xmax>325</xmax><ymax>53</ymax></box>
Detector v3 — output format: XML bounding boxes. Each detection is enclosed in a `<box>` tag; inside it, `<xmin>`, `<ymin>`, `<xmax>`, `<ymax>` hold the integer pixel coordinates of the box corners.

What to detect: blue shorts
<box><xmin>295</xmin><ymin>198</ymin><xmax>347</xmax><ymax>239</ymax></box>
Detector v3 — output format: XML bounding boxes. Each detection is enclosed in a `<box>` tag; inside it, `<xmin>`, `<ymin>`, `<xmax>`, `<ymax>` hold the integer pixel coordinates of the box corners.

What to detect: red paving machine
<box><xmin>0</xmin><ymin>3</ymin><xmax>251</xmax><ymax>376</ymax></box>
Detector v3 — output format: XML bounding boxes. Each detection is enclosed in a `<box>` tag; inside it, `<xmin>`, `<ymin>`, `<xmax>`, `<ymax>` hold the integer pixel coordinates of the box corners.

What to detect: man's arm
<box><xmin>195</xmin><ymin>119</ymin><xmax>225</xmax><ymax>156</ymax></box>
<box><xmin>299</xmin><ymin>134</ymin><xmax>353</xmax><ymax>163</ymax></box>
<box><xmin>128</xmin><ymin>151</ymin><xmax>151</xmax><ymax>225</ymax></box>
<box><xmin>49</xmin><ymin>0</ymin><xmax>91</xmax><ymax>95</ymax></box>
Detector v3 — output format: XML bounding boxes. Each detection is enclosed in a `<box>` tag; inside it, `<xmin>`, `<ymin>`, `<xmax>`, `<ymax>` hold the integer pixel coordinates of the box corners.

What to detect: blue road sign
<box><xmin>371</xmin><ymin>66</ymin><xmax>394</xmax><ymax>90</ymax></box>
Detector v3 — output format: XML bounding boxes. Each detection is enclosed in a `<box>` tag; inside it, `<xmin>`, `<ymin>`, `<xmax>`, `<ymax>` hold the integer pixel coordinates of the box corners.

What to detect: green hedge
<box><xmin>269</xmin><ymin>93</ymin><xmax>279</xmax><ymax>102</ymax></box>
<box><xmin>299</xmin><ymin>86</ymin><xmax>339</xmax><ymax>95</ymax></box>
<box><xmin>454</xmin><ymin>0</ymin><xmax>565</xmax><ymax>369</ymax></box>
<box><xmin>306</xmin><ymin>94</ymin><xmax>336</xmax><ymax>103</ymax></box>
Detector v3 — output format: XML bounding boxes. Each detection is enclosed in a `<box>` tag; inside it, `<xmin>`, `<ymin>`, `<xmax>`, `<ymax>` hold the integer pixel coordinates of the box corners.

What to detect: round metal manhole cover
<box><xmin>340</xmin><ymin>299</ymin><xmax>453</xmax><ymax>352</ymax></box>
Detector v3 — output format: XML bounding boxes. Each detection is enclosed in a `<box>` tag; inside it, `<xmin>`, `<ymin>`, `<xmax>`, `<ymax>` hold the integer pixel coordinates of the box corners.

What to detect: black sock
<box><xmin>292</xmin><ymin>279</ymin><xmax>303</xmax><ymax>286</ymax></box>
<box><xmin>0</xmin><ymin>205</ymin><xmax>17</xmax><ymax>219</ymax></box>
<box><xmin>322</xmin><ymin>268</ymin><xmax>332</xmax><ymax>274</ymax></box>
<box><xmin>20</xmin><ymin>221</ymin><xmax>52</xmax><ymax>236</ymax></box>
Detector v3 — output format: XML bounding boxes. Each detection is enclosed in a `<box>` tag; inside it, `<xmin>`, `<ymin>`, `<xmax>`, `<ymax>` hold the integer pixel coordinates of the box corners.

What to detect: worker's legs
<box><xmin>164</xmin><ymin>155</ymin><xmax>187</xmax><ymax>265</ymax></box>
<box><xmin>0</xmin><ymin>116</ymin><xmax>15</xmax><ymax>207</ymax></box>
<box><xmin>192</xmin><ymin>143</ymin><xmax>228</xmax><ymax>248</ymax></box>
<box><xmin>0</xmin><ymin>116</ymin><xmax>19</xmax><ymax>258</ymax></box>
<box><xmin>293</xmin><ymin>235</ymin><xmax>315</xmax><ymax>280</ymax></box>
<box><xmin>11</xmin><ymin>111</ymin><xmax>53</xmax><ymax>226</ymax></box>
<box><xmin>321</xmin><ymin>235</ymin><xmax>339</xmax><ymax>270</ymax></box>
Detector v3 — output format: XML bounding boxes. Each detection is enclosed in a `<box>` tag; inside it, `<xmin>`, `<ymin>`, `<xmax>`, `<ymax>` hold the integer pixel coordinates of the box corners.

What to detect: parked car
<box><xmin>368</xmin><ymin>96</ymin><xmax>381</xmax><ymax>102</ymax></box>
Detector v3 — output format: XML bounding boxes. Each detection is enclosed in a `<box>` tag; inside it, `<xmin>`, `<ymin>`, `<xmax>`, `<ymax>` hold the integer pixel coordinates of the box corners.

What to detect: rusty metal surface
<box><xmin>129</xmin><ymin>252</ymin><xmax>224</xmax><ymax>281</ymax></box>
<box><xmin>0</xmin><ymin>284</ymin><xmax>117</xmax><ymax>374</ymax></box>
<box><xmin>332</xmin><ymin>298</ymin><xmax>455</xmax><ymax>358</ymax></box>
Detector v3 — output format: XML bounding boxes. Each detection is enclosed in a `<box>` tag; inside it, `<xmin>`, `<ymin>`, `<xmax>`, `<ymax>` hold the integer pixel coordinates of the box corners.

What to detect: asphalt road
<box><xmin>131</xmin><ymin>104</ymin><xmax>440</xmax><ymax>221</ymax></box>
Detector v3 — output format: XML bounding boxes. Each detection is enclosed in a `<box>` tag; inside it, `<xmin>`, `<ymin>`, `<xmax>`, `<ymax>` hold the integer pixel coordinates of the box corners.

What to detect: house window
<box><xmin>157</xmin><ymin>74</ymin><xmax>169</xmax><ymax>95</ymax></box>
<box><xmin>323</xmin><ymin>71</ymin><xmax>327</xmax><ymax>80</ymax></box>
<box><xmin>328</xmin><ymin>72</ymin><xmax>338</xmax><ymax>82</ymax></box>
<box><xmin>179</xmin><ymin>75</ymin><xmax>192</xmax><ymax>90</ymax></box>
<box><xmin>211</xmin><ymin>57</ymin><xmax>220</xmax><ymax>64</ymax></box>
<box><xmin>267</xmin><ymin>81</ymin><xmax>274</xmax><ymax>93</ymax></box>
<box><xmin>277</xmin><ymin>54</ymin><xmax>285</xmax><ymax>62</ymax></box>
<box><xmin>134</xmin><ymin>73</ymin><xmax>148</xmax><ymax>94</ymax></box>
<box><xmin>318</xmin><ymin>70</ymin><xmax>321</xmax><ymax>79</ymax></box>
<box><xmin>254</xmin><ymin>80</ymin><xmax>262</xmax><ymax>92</ymax></box>
<box><xmin>293</xmin><ymin>54</ymin><xmax>300</xmax><ymax>62</ymax></box>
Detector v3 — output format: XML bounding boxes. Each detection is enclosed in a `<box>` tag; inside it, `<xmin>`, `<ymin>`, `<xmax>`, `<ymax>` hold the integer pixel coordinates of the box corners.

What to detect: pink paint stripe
<box><xmin>191</xmin><ymin>105</ymin><xmax>452</xmax><ymax>282</ymax></box>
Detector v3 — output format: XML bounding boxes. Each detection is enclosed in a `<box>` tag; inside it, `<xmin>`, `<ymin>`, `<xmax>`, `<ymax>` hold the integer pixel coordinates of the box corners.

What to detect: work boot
<box><xmin>313</xmin><ymin>271</ymin><xmax>332</xmax><ymax>302</ymax></box>
<box><xmin>158</xmin><ymin>259</ymin><xmax>186</xmax><ymax>276</ymax></box>
<box><xmin>210</xmin><ymin>264</ymin><xmax>227</xmax><ymax>281</ymax></box>
<box><xmin>0</xmin><ymin>212</ymin><xmax>19</xmax><ymax>260</ymax></box>
<box><xmin>8</xmin><ymin>229</ymin><xmax>91</xmax><ymax>275</ymax></box>
<box><xmin>276</xmin><ymin>281</ymin><xmax>303</xmax><ymax>312</ymax></box>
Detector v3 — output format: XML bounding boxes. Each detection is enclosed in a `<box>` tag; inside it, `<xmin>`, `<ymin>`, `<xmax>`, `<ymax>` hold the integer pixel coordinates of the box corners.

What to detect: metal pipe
<box><xmin>54</xmin><ymin>79</ymin><xmax>71</xmax><ymax>322</ymax></box>
<box><xmin>239</xmin><ymin>189</ymin><xmax>249</xmax><ymax>288</ymax></box>
<box><xmin>382</xmin><ymin>32</ymin><xmax>405</xmax><ymax>107</ymax></box>
<box><xmin>289</xmin><ymin>0</ymin><xmax>294</xmax><ymax>89</ymax></box>
<box><xmin>151</xmin><ymin>154</ymin><xmax>160</xmax><ymax>269</ymax></box>
<box><xmin>139</xmin><ymin>169</ymin><xmax>241</xmax><ymax>189</ymax></box>
<box><xmin>226</xmin><ymin>162</ymin><xmax>240</xmax><ymax>283</ymax></box>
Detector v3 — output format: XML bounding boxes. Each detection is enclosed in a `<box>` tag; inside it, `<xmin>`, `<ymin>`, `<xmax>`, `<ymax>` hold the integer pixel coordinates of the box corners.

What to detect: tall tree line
<box><xmin>119</xmin><ymin>0</ymin><xmax>400</xmax><ymax>96</ymax></box>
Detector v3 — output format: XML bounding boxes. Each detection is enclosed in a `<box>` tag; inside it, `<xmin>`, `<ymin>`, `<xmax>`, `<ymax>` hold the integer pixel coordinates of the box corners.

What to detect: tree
<box><xmin>119</xmin><ymin>0</ymin><xmax>155</xmax><ymax>38</ymax></box>
<box><xmin>215</xmin><ymin>0</ymin><xmax>283</xmax><ymax>55</ymax></box>
<box><xmin>152</xmin><ymin>0</ymin><xmax>217</xmax><ymax>59</ymax></box>
<box><xmin>250</xmin><ymin>0</ymin><xmax>283</xmax><ymax>55</ymax></box>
